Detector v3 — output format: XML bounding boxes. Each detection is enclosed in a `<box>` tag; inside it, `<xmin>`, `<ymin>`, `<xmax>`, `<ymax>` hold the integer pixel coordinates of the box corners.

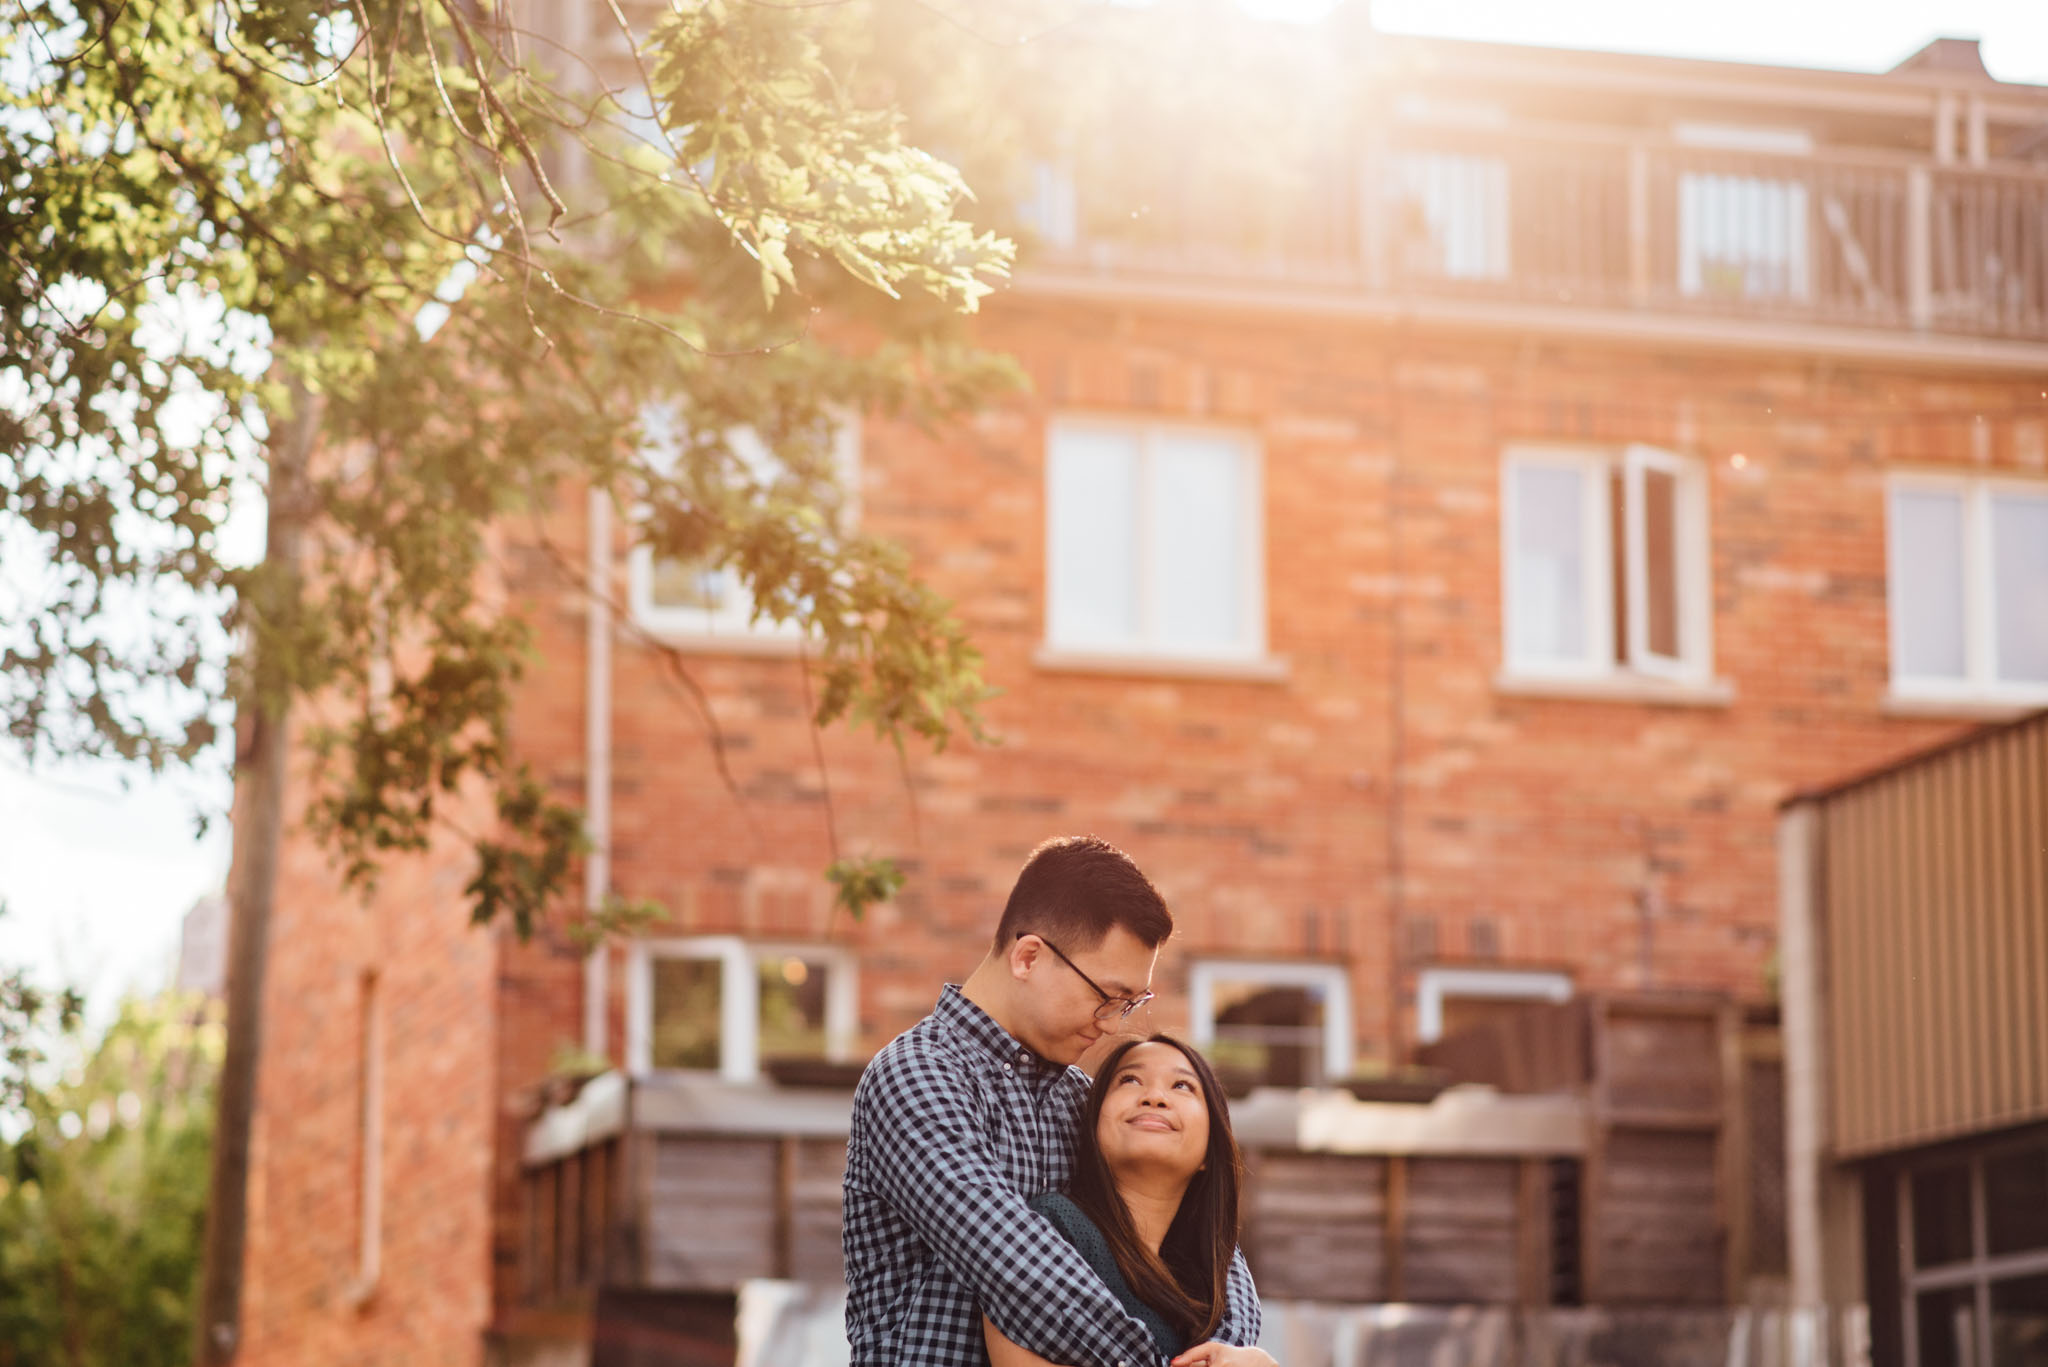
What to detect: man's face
<box><xmin>1012</xmin><ymin>925</ymin><xmax>1159</xmax><ymax>1067</ymax></box>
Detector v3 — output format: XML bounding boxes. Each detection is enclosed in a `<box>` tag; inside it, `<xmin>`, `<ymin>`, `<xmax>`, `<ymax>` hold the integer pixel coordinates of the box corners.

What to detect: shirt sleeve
<box><xmin>1213</xmin><ymin>1246</ymin><xmax>1263</xmax><ymax>1347</ymax></box>
<box><xmin>853</xmin><ymin>1051</ymin><xmax>1165</xmax><ymax>1367</ymax></box>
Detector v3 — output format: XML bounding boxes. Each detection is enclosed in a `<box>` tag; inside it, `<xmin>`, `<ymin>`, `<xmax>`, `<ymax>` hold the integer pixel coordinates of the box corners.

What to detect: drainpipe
<box><xmin>585</xmin><ymin>487</ymin><xmax>613</xmax><ymax>1059</ymax></box>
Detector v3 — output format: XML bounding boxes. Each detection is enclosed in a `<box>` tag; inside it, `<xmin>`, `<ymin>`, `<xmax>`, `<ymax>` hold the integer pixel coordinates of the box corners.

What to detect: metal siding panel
<box><xmin>1935</xmin><ymin>754</ymin><xmax>1968</xmax><ymax>1141</ymax></box>
<box><xmin>1835</xmin><ymin>789</ymin><xmax>1868</xmax><ymax>1155</ymax></box>
<box><xmin>1884</xmin><ymin>774</ymin><xmax>1916</xmax><ymax>1147</ymax></box>
<box><xmin>1984</xmin><ymin>735</ymin><xmax>2018</xmax><ymax>1125</ymax></box>
<box><xmin>1824</xmin><ymin>797</ymin><xmax>1862</xmax><ymax>1153</ymax></box>
<box><xmin>2020</xmin><ymin>724</ymin><xmax>2048</xmax><ymax>1124</ymax></box>
<box><xmin>1821</xmin><ymin>714</ymin><xmax>2048</xmax><ymax>1156</ymax></box>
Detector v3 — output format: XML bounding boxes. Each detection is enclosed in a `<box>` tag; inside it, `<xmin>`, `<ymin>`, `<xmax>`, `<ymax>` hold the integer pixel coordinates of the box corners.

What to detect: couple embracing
<box><xmin>843</xmin><ymin>837</ymin><xmax>1278</xmax><ymax>1367</ymax></box>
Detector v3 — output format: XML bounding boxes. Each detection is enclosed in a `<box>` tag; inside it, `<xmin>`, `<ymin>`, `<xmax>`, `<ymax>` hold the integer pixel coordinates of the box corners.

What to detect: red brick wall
<box><xmin>240</xmin><ymin>741</ymin><xmax>503</xmax><ymax>1367</ymax></box>
<box><xmin>549</xmin><ymin>297</ymin><xmax>2025</xmax><ymax>1075</ymax></box>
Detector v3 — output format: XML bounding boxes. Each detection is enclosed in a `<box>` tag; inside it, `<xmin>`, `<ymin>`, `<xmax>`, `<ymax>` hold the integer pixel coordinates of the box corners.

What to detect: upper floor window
<box><xmin>1888</xmin><ymin>474</ymin><xmax>2048</xmax><ymax>704</ymax></box>
<box><xmin>1188</xmin><ymin>959</ymin><xmax>1351</xmax><ymax>1090</ymax></box>
<box><xmin>1500</xmin><ymin>444</ymin><xmax>1715</xmax><ymax>685</ymax></box>
<box><xmin>626</xmin><ymin>936</ymin><xmax>857</xmax><ymax>1083</ymax></box>
<box><xmin>627</xmin><ymin>409</ymin><xmax>859</xmax><ymax>648</ymax></box>
<box><xmin>1044</xmin><ymin>418</ymin><xmax>1265</xmax><ymax>663</ymax></box>
<box><xmin>1673</xmin><ymin>125</ymin><xmax>1814</xmax><ymax>304</ymax></box>
<box><xmin>1389</xmin><ymin>151</ymin><xmax>1510</xmax><ymax>282</ymax></box>
<box><xmin>1678</xmin><ymin>173</ymin><xmax>1810</xmax><ymax>302</ymax></box>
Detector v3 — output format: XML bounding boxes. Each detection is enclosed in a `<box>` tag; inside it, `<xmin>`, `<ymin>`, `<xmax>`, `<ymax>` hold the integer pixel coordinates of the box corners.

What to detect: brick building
<box><xmin>236</xmin><ymin>17</ymin><xmax>2048</xmax><ymax>1367</ymax></box>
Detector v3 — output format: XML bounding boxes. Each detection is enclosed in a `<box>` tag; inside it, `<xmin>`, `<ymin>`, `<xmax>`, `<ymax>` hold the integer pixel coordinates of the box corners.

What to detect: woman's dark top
<box><xmin>1027</xmin><ymin>1191</ymin><xmax>1188</xmax><ymax>1358</ymax></box>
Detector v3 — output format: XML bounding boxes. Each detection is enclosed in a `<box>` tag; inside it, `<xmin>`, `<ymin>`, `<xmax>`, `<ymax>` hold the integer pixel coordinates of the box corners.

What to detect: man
<box><xmin>843</xmin><ymin>836</ymin><xmax>1264</xmax><ymax>1367</ymax></box>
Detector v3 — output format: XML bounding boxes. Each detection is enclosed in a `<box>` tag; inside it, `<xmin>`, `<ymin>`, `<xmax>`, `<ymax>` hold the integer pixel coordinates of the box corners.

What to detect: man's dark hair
<box><xmin>993</xmin><ymin>836</ymin><xmax>1172</xmax><ymax>953</ymax></box>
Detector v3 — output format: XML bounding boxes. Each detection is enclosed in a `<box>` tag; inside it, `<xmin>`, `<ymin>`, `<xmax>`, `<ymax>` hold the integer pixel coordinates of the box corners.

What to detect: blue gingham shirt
<box><xmin>843</xmin><ymin>986</ymin><xmax>1261</xmax><ymax>1367</ymax></box>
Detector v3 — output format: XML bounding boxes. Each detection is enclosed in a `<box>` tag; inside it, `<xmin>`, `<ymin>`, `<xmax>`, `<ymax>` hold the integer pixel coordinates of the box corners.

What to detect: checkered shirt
<box><xmin>842</xmin><ymin>985</ymin><xmax>1261</xmax><ymax>1367</ymax></box>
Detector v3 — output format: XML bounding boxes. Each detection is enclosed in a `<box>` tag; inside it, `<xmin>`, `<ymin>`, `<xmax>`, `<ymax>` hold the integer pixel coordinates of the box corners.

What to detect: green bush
<box><xmin>0</xmin><ymin>993</ymin><xmax>222</xmax><ymax>1367</ymax></box>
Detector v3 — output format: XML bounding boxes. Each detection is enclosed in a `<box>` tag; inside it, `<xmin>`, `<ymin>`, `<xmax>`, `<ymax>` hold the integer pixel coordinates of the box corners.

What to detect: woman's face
<box><xmin>1093</xmin><ymin>1041</ymin><xmax>1211</xmax><ymax>1184</ymax></box>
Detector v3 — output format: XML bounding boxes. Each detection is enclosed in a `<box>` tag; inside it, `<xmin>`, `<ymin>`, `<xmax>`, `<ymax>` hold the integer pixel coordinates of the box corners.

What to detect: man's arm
<box><xmin>854</xmin><ymin>1054</ymin><xmax>1162</xmax><ymax>1367</ymax></box>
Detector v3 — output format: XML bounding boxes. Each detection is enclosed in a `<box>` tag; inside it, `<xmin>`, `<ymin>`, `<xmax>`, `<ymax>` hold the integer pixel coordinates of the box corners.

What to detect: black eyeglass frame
<box><xmin>1018</xmin><ymin>933</ymin><xmax>1156</xmax><ymax>1022</ymax></box>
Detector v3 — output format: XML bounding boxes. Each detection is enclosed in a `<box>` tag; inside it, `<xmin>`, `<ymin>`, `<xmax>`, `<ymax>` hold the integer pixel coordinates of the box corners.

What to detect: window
<box><xmin>1044</xmin><ymin>419</ymin><xmax>1265</xmax><ymax>662</ymax></box>
<box><xmin>1188</xmin><ymin>960</ymin><xmax>1350</xmax><ymax>1090</ymax></box>
<box><xmin>1674</xmin><ymin>125</ymin><xmax>1813</xmax><ymax>303</ymax></box>
<box><xmin>1388</xmin><ymin>151</ymin><xmax>1510</xmax><ymax>282</ymax></box>
<box><xmin>1678</xmin><ymin>174</ymin><xmax>1811</xmax><ymax>301</ymax></box>
<box><xmin>1888</xmin><ymin>475</ymin><xmax>2048</xmax><ymax>703</ymax></box>
<box><xmin>1899</xmin><ymin>1135</ymin><xmax>2048</xmax><ymax>1367</ymax></box>
<box><xmin>1415</xmin><ymin>967</ymin><xmax>1573</xmax><ymax>1045</ymax></box>
<box><xmin>626</xmin><ymin>937</ymin><xmax>856</xmax><ymax>1083</ymax></box>
<box><xmin>1019</xmin><ymin>159</ymin><xmax>1079</xmax><ymax>250</ymax></box>
<box><xmin>1500</xmin><ymin>444</ymin><xmax>1714</xmax><ymax>684</ymax></box>
<box><xmin>627</xmin><ymin>410</ymin><xmax>860</xmax><ymax>647</ymax></box>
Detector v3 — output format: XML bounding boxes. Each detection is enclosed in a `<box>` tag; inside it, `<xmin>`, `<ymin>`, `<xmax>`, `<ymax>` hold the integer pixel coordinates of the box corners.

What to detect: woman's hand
<box><xmin>1169</xmin><ymin>1343</ymin><xmax>1279</xmax><ymax>1367</ymax></box>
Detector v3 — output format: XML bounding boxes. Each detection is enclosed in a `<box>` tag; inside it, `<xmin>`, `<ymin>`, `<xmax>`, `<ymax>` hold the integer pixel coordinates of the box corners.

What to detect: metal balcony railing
<box><xmin>1026</xmin><ymin>127</ymin><xmax>2048</xmax><ymax>346</ymax></box>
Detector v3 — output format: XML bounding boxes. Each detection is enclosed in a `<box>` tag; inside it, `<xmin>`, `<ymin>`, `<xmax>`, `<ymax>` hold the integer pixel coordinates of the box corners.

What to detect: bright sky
<box><xmin>1367</xmin><ymin>0</ymin><xmax>2048</xmax><ymax>86</ymax></box>
<box><xmin>4</xmin><ymin>0</ymin><xmax>2045</xmax><ymax>1016</ymax></box>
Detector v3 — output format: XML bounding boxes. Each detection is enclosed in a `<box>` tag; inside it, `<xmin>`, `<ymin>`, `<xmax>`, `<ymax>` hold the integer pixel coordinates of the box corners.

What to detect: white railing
<box><xmin>1027</xmin><ymin>127</ymin><xmax>2048</xmax><ymax>345</ymax></box>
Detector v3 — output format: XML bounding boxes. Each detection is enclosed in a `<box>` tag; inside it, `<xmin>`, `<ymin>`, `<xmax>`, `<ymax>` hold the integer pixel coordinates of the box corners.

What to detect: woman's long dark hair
<box><xmin>1068</xmin><ymin>1034</ymin><xmax>1243</xmax><ymax>1347</ymax></box>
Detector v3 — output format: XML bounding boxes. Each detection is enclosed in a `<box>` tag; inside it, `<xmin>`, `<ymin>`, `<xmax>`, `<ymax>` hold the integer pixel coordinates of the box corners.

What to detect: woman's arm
<box><xmin>983</xmin><ymin>1314</ymin><xmax>1070</xmax><ymax>1367</ymax></box>
<box><xmin>1169</xmin><ymin>1344</ymin><xmax>1279</xmax><ymax>1367</ymax></box>
<box><xmin>984</xmin><ymin>1315</ymin><xmax>1283</xmax><ymax>1367</ymax></box>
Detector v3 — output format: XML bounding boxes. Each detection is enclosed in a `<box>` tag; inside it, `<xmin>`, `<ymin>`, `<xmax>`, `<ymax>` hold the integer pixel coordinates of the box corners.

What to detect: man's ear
<box><xmin>1007</xmin><ymin>934</ymin><xmax>1041</xmax><ymax>982</ymax></box>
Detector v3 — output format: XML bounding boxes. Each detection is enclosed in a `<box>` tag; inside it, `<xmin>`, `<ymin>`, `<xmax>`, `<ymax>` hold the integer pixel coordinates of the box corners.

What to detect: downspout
<box><xmin>584</xmin><ymin>487</ymin><xmax>613</xmax><ymax>1058</ymax></box>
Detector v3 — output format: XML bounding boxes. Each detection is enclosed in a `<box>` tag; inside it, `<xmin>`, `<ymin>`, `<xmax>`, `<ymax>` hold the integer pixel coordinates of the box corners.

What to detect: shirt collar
<box><xmin>934</xmin><ymin>984</ymin><xmax>1049</xmax><ymax>1073</ymax></box>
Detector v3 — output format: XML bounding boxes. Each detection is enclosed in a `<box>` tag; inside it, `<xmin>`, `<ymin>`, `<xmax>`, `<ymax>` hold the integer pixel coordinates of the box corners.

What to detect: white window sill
<box><xmin>1493</xmin><ymin>670</ymin><xmax>1735</xmax><ymax>708</ymax></box>
<box><xmin>1034</xmin><ymin>645</ymin><xmax>1291</xmax><ymax>683</ymax></box>
<box><xmin>1882</xmin><ymin>689</ymin><xmax>2048</xmax><ymax>722</ymax></box>
<box><xmin>627</xmin><ymin>619</ymin><xmax>809</xmax><ymax>658</ymax></box>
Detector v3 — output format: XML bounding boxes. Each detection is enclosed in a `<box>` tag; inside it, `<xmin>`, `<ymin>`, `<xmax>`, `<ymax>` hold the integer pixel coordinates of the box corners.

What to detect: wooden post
<box><xmin>1359</xmin><ymin>140</ymin><xmax>1387</xmax><ymax>291</ymax></box>
<box><xmin>1517</xmin><ymin>1157</ymin><xmax>1554</xmax><ymax>1307</ymax></box>
<box><xmin>1581</xmin><ymin>998</ymin><xmax>1610</xmax><ymax>1304</ymax></box>
<box><xmin>1628</xmin><ymin>142</ymin><xmax>1653</xmax><ymax>307</ymax></box>
<box><xmin>1908</xmin><ymin>167</ymin><xmax>1934</xmax><ymax>330</ymax></box>
<box><xmin>1779</xmin><ymin>801</ymin><xmax>1830</xmax><ymax>1311</ymax></box>
<box><xmin>1384</xmin><ymin>1155</ymin><xmax>1409</xmax><ymax>1304</ymax></box>
<box><xmin>773</xmin><ymin>1136</ymin><xmax>797</xmax><ymax>1281</ymax></box>
<box><xmin>1720</xmin><ymin>999</ymin><xmax>1751</xmax><ymax>1306</ymax></box>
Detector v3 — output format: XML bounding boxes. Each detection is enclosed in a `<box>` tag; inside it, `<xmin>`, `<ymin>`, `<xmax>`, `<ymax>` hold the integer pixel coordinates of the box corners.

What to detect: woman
<box><xmin>983</xmin><ymin>1034</ymin><xmax>1275</xmax><ymax>1367</ymax></box>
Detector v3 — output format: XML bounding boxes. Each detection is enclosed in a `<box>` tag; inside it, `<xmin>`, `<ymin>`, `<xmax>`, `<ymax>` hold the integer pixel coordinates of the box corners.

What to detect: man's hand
<box><xmin>1170</xmin><ymin>1343</ymin><xmax>1278</xmax><ymax>1367</ymax></box>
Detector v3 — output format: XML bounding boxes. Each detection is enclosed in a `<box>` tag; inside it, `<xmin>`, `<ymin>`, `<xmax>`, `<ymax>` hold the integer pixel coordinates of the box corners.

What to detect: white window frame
<box><xmin>1187</xmin><ymin>959</ymin><xmax>1351</xmax><ymax>1087</ymax></box>
<box><xmin>1415</xmin><ymin>966</ymin><xmax>1573</xmax><ymax>1046</ymax></box>
<box><xmin>1500</xmin><ymin>443</ymin><xmax>1715</xmax><ymax>685</ymax></box>
<box><xmin>625</xmin><ymin>936</ymin><xmax>858</xmax><ymax>1084</ymax></box>
<box><xmin>1043</xmin><ymin>416</ymin><xmax>1267</xmax><ymax>664</ymax></box>
<box><xmin>1887</xmin><ymin>471</ymin><xmax>2048</xmax><ymax>706</ymax></box>
<box><xmin>627</xmin><ymin>418</ymin><xmax>861</xmax><ymax>651</ymax></box>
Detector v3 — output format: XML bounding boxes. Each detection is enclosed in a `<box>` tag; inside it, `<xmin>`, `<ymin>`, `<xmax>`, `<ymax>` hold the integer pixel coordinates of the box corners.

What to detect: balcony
<box><xmin>1017</xmin><ymin>125</ymin><xmax>2048</xmax><ymax>364</ymax></box>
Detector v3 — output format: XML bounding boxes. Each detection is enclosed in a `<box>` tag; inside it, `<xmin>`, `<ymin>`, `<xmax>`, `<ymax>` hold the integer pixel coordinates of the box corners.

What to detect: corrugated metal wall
<box><xmin>1815</xmin><ymin>711</ymin><xmax>2048</xmax><ymax>1158</ymax></box>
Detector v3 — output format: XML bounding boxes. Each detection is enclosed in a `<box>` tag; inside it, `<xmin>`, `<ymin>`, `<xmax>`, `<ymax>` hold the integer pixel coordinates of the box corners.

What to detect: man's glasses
<box><xmin>1021</xmin><ymin>934</ymin><xmax>1155</xmax><ymax>1022</ymax></box>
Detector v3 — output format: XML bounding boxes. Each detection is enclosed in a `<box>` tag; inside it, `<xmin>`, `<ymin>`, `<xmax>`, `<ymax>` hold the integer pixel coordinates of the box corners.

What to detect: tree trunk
<box><xmin>193</xmin><ymin>387</ymin><xmax>317</xmax><ymax>1367</ymax></box>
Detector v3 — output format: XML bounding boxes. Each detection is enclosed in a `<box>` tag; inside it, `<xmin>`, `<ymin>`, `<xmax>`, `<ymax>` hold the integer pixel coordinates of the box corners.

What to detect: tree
<box><xmin>0</xmin><ymin>991</ymin><xmax>222</xmax><ymax>1367</ymax></box>
<box><xmin>2</xmin><ymin>0</ymin><xmax>1019</xmax><ymax>1358</ymax></box>
<box><xmin>1</xmin><ymin>904</ymin><xmax>84</xmax><ymax>1124</ymax></box>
